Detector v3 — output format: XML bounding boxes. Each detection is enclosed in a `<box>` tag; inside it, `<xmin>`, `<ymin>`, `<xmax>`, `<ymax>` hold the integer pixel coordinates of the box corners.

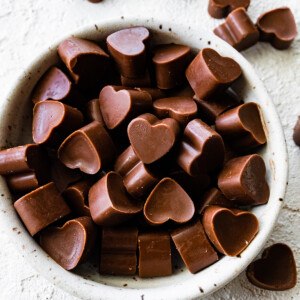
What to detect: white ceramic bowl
<box><xmin>0</xmin><ymin>17</ymin><xmax>288</xmax><ymax>300</ymax></box>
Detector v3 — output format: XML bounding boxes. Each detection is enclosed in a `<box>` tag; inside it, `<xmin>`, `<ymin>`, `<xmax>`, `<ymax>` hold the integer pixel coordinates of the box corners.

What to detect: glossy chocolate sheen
<box><xmin>257</xmin><ymin>7</ymin><xmax>298</xmax><ymax>50</ymax></box>
<box><xmin>89</xmin><ymin>172</ymin><xmax>143</xmax><ymax>226</ymax></box>
<box><xmin>171</xmin><ymin>219</ymin><xmax>218</xmax><ymax>274</ymax></box>
<box><xmin>186</xmin><ymin>48</ymin><xmax>242</xmax><ymax>100</ymax></box>
<box><xmin>135</xmin><ymin>87</ymin><xmax>165</xmax><ymax>101</ymax></box>
<box><xmin>40</xmin><ymin>216</ymin><xmax>97</xmax><ymax>270</ymax></box>
<box><xmin>14</xmin><ymin>182</ymin><xmax>71</xmax><ymax>236</ymax></box>
<box><xmin>214</xmin><ymin>8</ymin><xmax>259</xmax><ymax>51</ymax></box>
<box><xmin>128</xmin><ymin>113</ymin><xmax>180</xmax><ymax>164</ymax></box>
<box><xmin>203</xmin><ymin>206</ymin><xmax>258</xmax><ymax>256</ymax></box>
<box><xmin>293</xmin><ymin>116</ymin><xmax>300</xmax><ymax>146</ymax></box>
<box><xmin>99</xmin><ymin>85</ymin><xmax>152</xmax><ymax>130</ymax></box>
<box><xmin>121</xmin><ymin>70</ymin><xmax>151</xmax><ymax>88</ymax></box>
<box><xmin>31</xmin><ymin>67</ymin><xmax>84</xmax><ymax>107</ymax></box>
<box><xmin>138</xmin><ymin>231</ymin><xmax>172</xmax><ymax>278</ymax></box>
<box><xmin>218</xmin><ymin>154</ymin><xmax>270</xmax><ymax>205</ymax></box>
<box><xmin>167</xmin><ymin>84</ymin><xmax>195</xmax><ymax>98</ymax></box>
<box><xmin>246</xmin><ymin>243</ymin><xmax>297</xmax><ymax>290</ymax></box>
<box><xmin>84</xmin><ymin>98</ymin><xmax>105</xmax><ymax>126</ymax></box>
<box><xmin>33</xmin><ymin>100</ymin><xmax>83</xmax><ymax>146</ymax></box>
<box><xmin>153</xmin><ymin>97</ymin><xmax>198</xmax><ymax>126</ymax></box>
<box><xmin>176</xmin><ymin>119</ymin><xmax>225</xmax><ymax>176</ymax></box>
<box><xmin>58</xmin><ymin>37</ymin><xmax>110</xmax><ymax>89</ymax></box>
<box><xmin>152</xmin><ymin>44</ymin><xmax>192</xmax><ymax>89</ymax></box>
<box><xmin>144</xmin><ymin>178</ymin><xmax>195</xmax><ymax>225</ymax></box>
<box><xmin>58</xmin><ymin>121</ymin><xmax>115</xmax><ymax>175</ymax></box>
<box><xmin>215</xmin><ymin>102</ymin><xmax>266</xmax><ymax>150</ymax></box>
<box><xmin>107</xmin><ymin>27</ymin><xmax>150</xmax><ymax>78</ymax></box>
<box><xmin>208</xmin><ymin>0</ymin><xmax>250</xmax><ymax>19</ymax></box>
<box><xmin>100</xmin><ymin>226</ymin><xmax>138</xmax><ymax>275</ymax></box>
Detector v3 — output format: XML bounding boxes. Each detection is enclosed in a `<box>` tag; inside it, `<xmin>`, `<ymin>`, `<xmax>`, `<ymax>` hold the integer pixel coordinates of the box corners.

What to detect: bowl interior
<box><xmin>0</xmin><ymin>18</ymin><xmax>288</xmax><ymax>300</ymax></box>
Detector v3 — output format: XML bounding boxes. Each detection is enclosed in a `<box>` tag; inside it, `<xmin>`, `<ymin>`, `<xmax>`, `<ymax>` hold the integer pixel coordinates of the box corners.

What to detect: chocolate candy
<box><xmin>203</xmin><ymin>206</ymin><xmax>258</xmax><ymax>256</ymax></box>
<box><xmin>84</xmin><ymin>98</ymin><xmax>105</xmax><ymax>126</ymax></box>
<box><xmin>40</xmin><ymin>216</ymin><xmax>97</xmax><ymax>270</ymax></box>
<box><xmin>246</xmin><ymin>243</ymin><xmax>297</xmax><ymax>290</ymax></box>
<box><xmin>215</xmin><ymin>102</ymin><xmax>266</xmax><ymax>150</ymax></box>
<box><xmin>257</xmin><ymin>7</ymin><xmax>297</xmax><ymax>50</ymax></box>
<box><xmin>153</xmin><ymin>97</ymin><xmax>198</xmax><ymax>126</ymax></box>
<box><xmin>214</xmin><ymin>8</ymin><xmax>259</xmax><ymax>51</ymax></box>
<box><xmin>293</xmin><ymin>116</ymin><xmax>300</xmax><ymax>146</ymax></box>
<box><xmin>14</xmin><ymin>182</ymin><xmax>71</xmax><ymax>236</ymax></box>
<box><xmin>138</xmin><ymin>231</ymin><xmax>172</xmax><ymax>278</ymax></box>
<box><xmin>114</xmin><ymin>146</ymin><xmax>159</xmax><ymax>199</ymax></box>
<box><xmin>208</xmin><ymin>0</ymin><xmax>250</xmax><ymax>19</ymax></box>
<box><xmin>135</xmin><ymin>87</ymin><xmax>165</xmax><ymax>101</ymax></box>
<box><xmin>89</xmin><ymin>171</ymin><xmax>143</xmax><ymax>226</ymax></box>
<box><xmin>152</xmin><ymin>44</ymin><xmax>192</xmax><ymax>89</ymax></box>
<box><xmin>186</xmin><ymin>48</ymin><xmax>242</xmax><ymax>99</ymax></box>
<box><xmin>33</xmin><ymin>100</ymin><xmax>83</xmax><ymax>146</ymax></box>
<box><xmin>31</xmin><ymin>67</ymin><xmax>84</xmax><ymax>107</ymax></box>
<box><xmin>99</xmin><ymin>86</ymin><xmax>152</xmax><ymax>130</ymax></box>
<box><xmin>100</xmin><ymin>226</ymin><xmax>138</xmax><ymax>275</ymax></box>
<box><xmin>121</xmin><ymin>70</ymin><xmax>151</xmax><ymax>88</ymax></box>
<box><xmin>144</xmin><ymin>178</ymin><xmax>194</xmax><ymax>226</ymax></box>
<box><xmin>58</xmin><ymin>37</ymin><xmax>110</xmax><ymax>89</ymax></box>
<box><xmin>171</xmin><ymin>219</ymin><xmax>218</xmax><ymax>274</ymax></box>
<box><xmin>107</xmin><ymin>27</ymin><xmax>150</xmax><ymax>78</ymax></box>
<box><xmin>218</xmin><ymin>154</ymin><xmax>270</xmax><ymax>205</ymax></box>
<box><xmin>58</xmin><ymin>121</ymin><xmax>115</xmax><ymax>174</ymax></box>
<box><xmin>176</xmin><ymin>119</ymin><xmax>225</xmax><ymax>176</ymax></box>
<box><xmin>167</xmin><ymin>84</ymin><xmax>195</xmax><ymax>98</ymax></box>
<box><xmin>128</xmin><ymin>113</ymin><xmax>180</xmax><ymax>164</ymax></box>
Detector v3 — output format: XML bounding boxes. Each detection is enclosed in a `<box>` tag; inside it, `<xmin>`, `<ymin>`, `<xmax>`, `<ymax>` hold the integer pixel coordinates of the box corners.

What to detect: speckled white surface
<box><xmin>0</xmin><ymin>0</ymin><xmax>299</xmax><ymax>299</ymax></box>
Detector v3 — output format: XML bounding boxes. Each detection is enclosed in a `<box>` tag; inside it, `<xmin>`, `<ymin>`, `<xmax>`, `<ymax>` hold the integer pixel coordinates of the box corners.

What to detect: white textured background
<box><xmin>0</xmin><ymin>0</ymin><xmax>299</xmax><ymax>299</ymax></box>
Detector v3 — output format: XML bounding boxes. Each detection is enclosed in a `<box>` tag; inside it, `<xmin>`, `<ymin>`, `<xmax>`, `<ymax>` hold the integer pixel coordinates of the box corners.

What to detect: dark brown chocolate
<box><xmin>293</xmin><ymin>116</ymin><xmax>300</xmax><ymax>146</ymax></box>
<box><xmin>135</xmin><ymin>87</ymin><xmax>165</xmax><ymax>100</ymax></box>
<box><xmin>208</xmin><ymin>0</ymin><xmax>250</xmax><ymax>19</ymax></box>
<box><xmin>121</xmin><ymin>70</ymin><xmax>151</xmax><ymax>88</ymax></box>
<box><xmin>84</xmin><ymin>98</ymin><xmax>105</xmax><ymax>126</ymax></box>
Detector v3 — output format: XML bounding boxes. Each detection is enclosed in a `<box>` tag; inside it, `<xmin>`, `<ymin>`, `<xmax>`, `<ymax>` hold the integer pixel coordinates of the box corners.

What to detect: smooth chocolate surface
<box><xmin>14</xmin><ymin>182</ymin><xmax>71</xmax><ymax>236</ymax></box>
<box><xmin>293</xmin><ymin>116</ymin><xmax>300</xmax><ymax>146</ymax></box>
<box><xmin>40</xmin><ymin>216</ymin><xmax>97</xmax><ymax>270</ymax></box>
<box><xmin>186</xmin><ymin>48</ymin><xmax>242</xmax><ymax>99</ymax></box>
<box><xmin>100</xmin><ymin>226</ymin><xmax>138</xmax><ymax>275</ymax></box>
<box><xmin>121</xmin><ymin>70</ymin><xmax>151</xmax><ymax>88</ymax></box>
<box><xmin>84</xmin><ymin>98</ymin><xmax>105</xmax><ymax>126</ymax></box>
<box><xmin>171</xmin><ymin>219</ymin><xmax>218</xmax><ymax>274</ymax></box>
<box><xmin>167</xmin><ymin>84</ymin><xmax>195</xmax><ymax>98</ymax></box>
<box><xmin>208</xmin><ymin>0</ymin><xmax>250</xmax><ymax>19</ymax></box>
<box><xmin>134</xmin><ymin>87</ymin><xmax>165</xmax><ymax>100</ymax></box>
<box><xmin>138</xmin><ymin>231</ymin><xmax>172</xmax><ymax>278</ymax></box>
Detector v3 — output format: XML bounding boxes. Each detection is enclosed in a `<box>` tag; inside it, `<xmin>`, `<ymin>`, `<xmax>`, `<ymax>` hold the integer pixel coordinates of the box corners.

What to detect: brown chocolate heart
<box><xmin>208</xmin><ymin>0</ymin><xmax>250</xmax><ymax>19</ymax></box>
<box><xmin>128</xmin><ymin>113</ymin><xmax>180</xmax><ymax>164</ymax></box>
<box><xmin>144</xmin><ymin>177</ymin><xmax>195</xmax><ymax>225</ymax></box>
<box><xmin>246</xmin><ymin>243</ymin><xmax>297</xmax><ymax>290</ymax></box>
<box><xmin>202</xmin><ymin>206</ymin><xmax>259</xmax><ymax>256</ymax></box>
<box><xmin>40</xmin><ymin>216</ymin><xmax>97</xmax><ymax>270</ymax></box>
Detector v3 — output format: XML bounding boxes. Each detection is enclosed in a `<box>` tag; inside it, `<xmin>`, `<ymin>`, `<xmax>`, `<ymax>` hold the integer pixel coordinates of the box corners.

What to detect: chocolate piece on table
<box><xmin>153</xmin><ymin>97</ymin><xmax>198</xmax><ymax>126</ymax></box>
<box><xmin>134</xmin><ymin>87</ymin><xmax>165</xmax><ymax>100</ymax></box>
<box><xmin>89</xmin><ymin>171</ymin><xmax>143</xmax><ymax>226</ymax></box>
<box><xmin>31</xmin><ymin>67</ymin><xmax>84</xmax><ymax>107</ymax></box>
<box><xmin>107</xmin><ymin>27</ymin><xmax>150</xmax><ymax>78</ymax></box>
<box><xmin>246</xmin><ymin>243</ymin><xmax>297</xmax><ymax>290</ymax></box>
<box><xmin>214</xmin><ymin>8</ymin><xmax>259</xmax><ymax>51</ymax></box>
<box><xmin>202</xmin><ymin>205</ymin><xmax>259</xmax><ymax>256</ymax></box>
<box><xmin>171</xmin><ymin>219</ymin><xmax>218</xmax><ymax>274</ymax></box>
<box><xmin>128</xmin><ymin>113</ymin><xmax>180</xmax><ymax>164</ymax></box>
<box><xmin>215</xmin><ymin>102</ymin><xmax>266</xmax><ymax>150</ymax></box>
<box><xmin>218</xmin><ymin>154</ymin><xmax>270</xmax><ymax>205</ymax></box>
<box><xmin>208</xmin><ymin>0</ymin><xmax>250</xmax><ymax>19</ymax></box>
<box><xmin>257</xmin><ymin>7</ymin><xmax>297</xmax><ymax>50</ymax></box>
<box><xmin>176</xmin><ymin>119</ymin><xmax>225</xmax><ymax>176</ymax></box>
<box><xmin>100</xmin><ymin>226</ymin><xmax>138</xmax><ymax>275</ymax></box>
<box><xmin>138</xmin><ymin>231</ymin><xmax>172</xmax><ymax>278</ymax></box>
<box><xmin>293</xmin><ymin>116</ymin><xmax>300</xmax><ymax>146</ymax></box>
<box><xmin>84</xmin><ymin>98</ymin><xmax>105</xmax><ymax>126</ymax></box>
<box><xmin>99</xmin><ymin>85</ymin><xmax>152</xmax><ymax>130</ymax></box>
<box><xmin>33</xmin><ymin>100</ymin><xmax>83</xmax><ymax>146</ymax></box>
<box><xmin>152</xmin><ymin>44</ymin><xmax>192</xmax><ymax>89</ymax></box>
<box><xmin>186</xmin><ymin>48</ymin><xmax>242</xmax><ymax>100</ymax></box>
<box><xmin>40</xmin><ymin>216</ymin><xmax>97</xmax><ymax>270</ymax></box>
<box><xmin>144</xmin><ymin>178</ymin><xmax>195</xmax><ymax>226</ymax></box>
<box><xmin>121</xmin><ymin>70</ymin><xmax>151</xmax><ymax>88</ymax></box>
<box><xmin>14</xmin><ymin>182</ymin><xmax>71</xmax><ymax>236</ymax></box>
<box><xmin>58</xmin><ymin>121</ymin><xmax>115</xmax><ymax>175</ymax></box>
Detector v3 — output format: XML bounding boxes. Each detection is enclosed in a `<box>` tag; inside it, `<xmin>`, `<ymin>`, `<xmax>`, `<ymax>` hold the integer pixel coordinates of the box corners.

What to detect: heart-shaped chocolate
<box><xmin>293</xmin><ymin>116</ymin><xmax>300</xmax><ymax>146</ymax></box>
<box><xmin>186</xmin><ymin>48</ymin><xmax>242</xmax><ymax>99</ymax></box>
<box><xmin>40</xmin><ymin>216</ymin><xmax>97</xmax><ymax>270</ymax></box>
<box><xmin>128</xmin><ymin>113</ymin><xmax>180</xmax><ymax>164</ymax></box>
<box><xmin>208</xmin><ymin>0</ymin><xmax>250</xmax><ymax>19</ymax></box>
<box><xmin>144</xmin><ymin>177</ymin><xmax>195</xmax><ymax>225</ymax></box>
<box><xmin>246</xmin><ymin>243</ymin><xmax>297</xmax><ymax>290</ymax></box>
<box><xmin>84</xmin><ymin>98</ymin><xmax>105</xmax><ymax>126</ymax></box>
<box><xmin>202</xmin><ymin>206</ymin><xmax>259</xmax><ymax>256</ymax></box>
<box><xmin>257</xmin><ymin>7</ymin><xmax>297</xmax><ymax>50</ymax></box>
<box><xmin>153</xmin><ymin>97</ymin><xmax>198</xmax><ymax>126</ymax></box>
<box><xmin>99</xmin><ymin>85</ymin><xmax>152</xmax><ymax>129</ymax></box>
<box><xmin>58</xmin><ymin>121</ymin><xmax>115</xmax><ymax>174</ymax></box>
